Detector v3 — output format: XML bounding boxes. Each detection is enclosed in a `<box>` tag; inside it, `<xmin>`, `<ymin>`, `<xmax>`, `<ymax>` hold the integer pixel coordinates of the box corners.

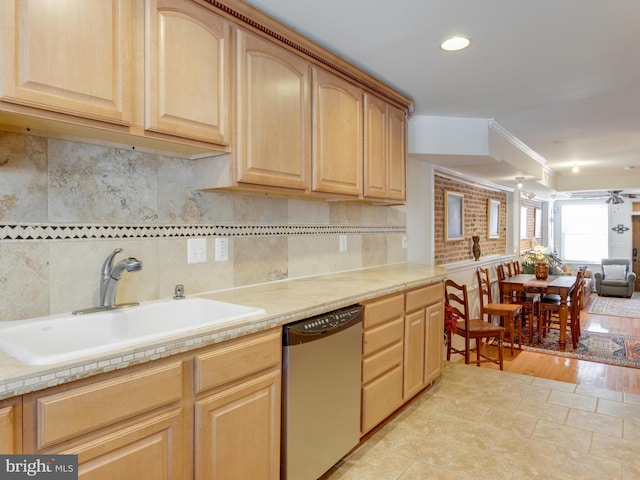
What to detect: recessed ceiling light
<box><xmin>440</xmin><ymin>36</ymin><xmax>471</xmax><ymax>52</ymax></box>
<box><xmin>572</xmin><ymin>165</ymin><xmax>579</xmax><ymax>173</ymax></box>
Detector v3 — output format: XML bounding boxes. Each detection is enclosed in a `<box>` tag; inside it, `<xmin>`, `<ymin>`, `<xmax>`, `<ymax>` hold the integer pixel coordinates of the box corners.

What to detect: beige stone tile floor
<box><xmin>323</xmin><ymin>361</ymin><xmax>640</xmax><ymax>480</ymax></box>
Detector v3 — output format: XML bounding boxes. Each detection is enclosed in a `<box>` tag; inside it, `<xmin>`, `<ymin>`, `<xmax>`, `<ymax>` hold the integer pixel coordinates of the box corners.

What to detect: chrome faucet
<box><xmin>100</xmin><ymin>248</ymin><xmax>143</xmax><ymax>308</ymax></box>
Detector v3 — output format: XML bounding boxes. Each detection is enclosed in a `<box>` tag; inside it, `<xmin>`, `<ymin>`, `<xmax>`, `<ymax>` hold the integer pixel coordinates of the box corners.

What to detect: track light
<box><xmin>527</xmin><ymin>192</ymin><xmax>536</xmax><ymax>200</ymax></box>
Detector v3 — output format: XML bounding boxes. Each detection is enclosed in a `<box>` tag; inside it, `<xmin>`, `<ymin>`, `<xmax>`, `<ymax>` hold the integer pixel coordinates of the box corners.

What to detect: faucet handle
<box><xmin>101</xmin><ymin>248</ymin><xmax>123</xmax><ymax>278</ymax></box>
<box><xmin>174</xmin><ymin>284</ymin><xmax>185</xmax><ymax>300</ymax></box>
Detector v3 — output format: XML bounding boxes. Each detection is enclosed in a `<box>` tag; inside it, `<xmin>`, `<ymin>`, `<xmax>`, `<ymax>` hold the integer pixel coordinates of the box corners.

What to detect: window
<box><xmin>520</xmin><ymin>206</ymin><xmax>528</xmax><ymax>238</ymax></box>
<box><xmin>559</xmin><ymin>203</ymin><xmax>608</xmax><ymax>262</ymax></box>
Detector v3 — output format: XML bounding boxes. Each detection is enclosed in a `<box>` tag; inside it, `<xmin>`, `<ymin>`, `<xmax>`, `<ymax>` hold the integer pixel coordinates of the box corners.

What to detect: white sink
<box><xmin>0</xmin><ymin>298</ymin><xmax>265</xmax><ymax>366</ymax></box>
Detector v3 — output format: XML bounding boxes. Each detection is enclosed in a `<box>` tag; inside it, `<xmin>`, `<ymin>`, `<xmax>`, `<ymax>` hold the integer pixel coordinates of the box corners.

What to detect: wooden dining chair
<box><xmin>511</xmin><ymin>260</ymin><xmax>521</xmax><ymax>275</ymax></box>
<box><xmin>539</xmin><ymin>270</ymin><xmax>584</xmax><ymax>349</ymax></box>
<box><xmin>497</xmin><ymin>263</ymin><xmax>540</xmax><ymax>344</ymax></box>
<box><xmin>445</xmin><ymin>279</ymin><xmax>505</xmax><ymax>370</ymax></box>
<box><xmin>476</xmin><ymin>267</ymin><xmax>523</xmax><ymax>355</ymax></box>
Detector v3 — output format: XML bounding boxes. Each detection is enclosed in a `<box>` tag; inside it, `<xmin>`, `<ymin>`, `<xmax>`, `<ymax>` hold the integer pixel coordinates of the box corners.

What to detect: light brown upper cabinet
<box><xmin>312</xmin><ymin>68</ymin><xmax>363</xmax><ymax>196</ymax></box>
<box><xmin>0</xmin><ymin>0</ymin><xmax>133</xmax><ymax>125</ymax></box>
<box><xmin>364</xmin><ymin>94</ymin><xmax>406</xmax><ymax>201</ymax></box>
<box><xmin>234</xmin><ymin>29</ymin><xmax>311</xmax><ymax>191</ymax></box>
<box><xmin>145</xmin><ymin>0</ymin><xmax>230</xmax><ymax>145</ymax></box>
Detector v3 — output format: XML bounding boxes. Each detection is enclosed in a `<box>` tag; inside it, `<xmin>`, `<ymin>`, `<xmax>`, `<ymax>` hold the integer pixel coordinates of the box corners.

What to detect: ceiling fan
<box><xmin>604</xmin><ymin>190</ymin><xmax>638</xmax><ymax>204</ymax></box>
<box><xmin>570</xmin><ymin>190</ymin><xmax>639</xmax><ymax>204</ymax></box>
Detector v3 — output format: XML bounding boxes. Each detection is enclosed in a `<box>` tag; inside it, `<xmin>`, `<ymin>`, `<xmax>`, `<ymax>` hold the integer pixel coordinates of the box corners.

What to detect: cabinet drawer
<box><xmin>34</xmin><ymin>362</ymin><xmax>183</xmax><ymax>449</ymax></box>
<box><xmin>363</xmin><ymin>293</ymin><xmax>404</xmax><ymax>329</ymax></box>
<box><xmin>405</xmin><ymin>282</ymin><xmax>443</xmax><ymax>312</ymax></box>
<box><xmin>361</xmin><ymin>365</ymin><xmax>403</xmax><ymax>434</ymax></box>
<box><xmin>362</xmin><ymin>317</ymin><xmax>403</xmax><ymax>356</ymax></box>
<box><xmin>362</xmin><ymin>341</ymin><xmax>403</xmax><ymax>384</ymax></box>
<box><xmin>194</xmin><ymin>328</ymin><xmax>281</xmax><ymax>394</ymax></box>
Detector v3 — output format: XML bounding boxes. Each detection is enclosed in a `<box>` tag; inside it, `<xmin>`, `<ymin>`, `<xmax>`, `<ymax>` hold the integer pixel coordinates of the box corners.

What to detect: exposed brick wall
<box><xmin>434</xmin><ymin>175</ymin><xmax>507</xmax><ymax>264</ymax></box>
<box><xmin>519</xmin><ymin>198</ymin><xmax>543</xmax><ymax>252</ymax></box>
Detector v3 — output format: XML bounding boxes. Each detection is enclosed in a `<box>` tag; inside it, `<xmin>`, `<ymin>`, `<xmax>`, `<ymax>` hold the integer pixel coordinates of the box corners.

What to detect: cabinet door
<box><xmin>403</xmin><ymin>310</ymin><xmax>425</xmax><ymax>400</ymax></box>
<box><xmin>64</xmin><ymin>409</ymin><xmax>185</xmax><ymax>480</ymax></box>
<box><xmin>235</xmin><ymin>30</ymin><xmax>311</xmax><ymax>190</ymax></box>
<box><xmin>424</xmin><ymin>301</ymin><xmax>444</xmax><ymax>384</ymax></box>
<box><xmin>387</xmin><ymin>105</ymin><xmax>407</xmax><ymax>201</ymax></box>
<box><xmin>0</xmin><ymin>0</ymin><xmax>132</xmax><ymax>125</ymax></box>
<box><xmin>312</xmin><ymin>68</ymin><xmax>363</xmax><ymax>196</ymax></box>
<box><xmin>364</xmin><ymin>94</ymin><xmax>387</xmax><ymax>199</ymax></box>
<box><xmin>0</xmin><ymin>397</ymin><xmax>22</xmax><ymax>454</ymax></box>
<box><xmin>146</xmin><ymin>0</ymin><xmax>230</xmax><ymax>144</ymax></box>
<box><xmin>195</xmin><ymin>370</ymin><xmax>280</xmax><ymax>480</ymax></box>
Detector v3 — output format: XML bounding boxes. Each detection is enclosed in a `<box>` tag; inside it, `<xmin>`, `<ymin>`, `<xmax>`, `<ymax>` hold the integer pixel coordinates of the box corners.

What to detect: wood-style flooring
<box><xmin>459</xmin><ymin>292</ymin><xmax>640</xmax><ymax>394</ymax></box>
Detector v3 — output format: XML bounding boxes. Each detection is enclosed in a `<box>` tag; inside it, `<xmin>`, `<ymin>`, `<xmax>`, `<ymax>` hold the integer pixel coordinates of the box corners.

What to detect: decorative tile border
<box><xmin>0</xmin><ymin>223</ymin><xmax>405</xmax><ymax>241</ymax></box>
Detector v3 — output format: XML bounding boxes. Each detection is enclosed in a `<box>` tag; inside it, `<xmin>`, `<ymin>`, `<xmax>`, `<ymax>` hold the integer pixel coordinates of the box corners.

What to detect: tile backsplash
<box><xmin>0</xmin><ymin>130</ymin><xmax>406</xmax><ymax>321</ymax></box>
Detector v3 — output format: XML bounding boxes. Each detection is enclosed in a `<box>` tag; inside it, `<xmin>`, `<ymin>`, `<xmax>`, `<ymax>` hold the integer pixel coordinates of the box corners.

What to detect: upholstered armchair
<box><xmin>594</xmin><ymin>259</ymin><xmax>636</xmax><ymax>298</ymax></box>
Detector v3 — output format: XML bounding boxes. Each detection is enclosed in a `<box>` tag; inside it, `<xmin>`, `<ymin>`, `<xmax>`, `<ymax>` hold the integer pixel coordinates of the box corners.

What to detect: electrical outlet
<box><xmin>402</xmin><ymin>235</ymin><xmax>407</xmax><ymax>249</ymax></box>
<box><xmin>215</xmin><ymin>237</ymin><xmax>229</xmax><ymax>262</ymax></box>
<box><xmin>339</xmin><ymin>235</ymin><xmax>347</xmax><ymax>253</ymax></box>
<box><xmin>187</xmin><ymin>238</ymin><xmax>207</xmax><ymax>264</ymax></box>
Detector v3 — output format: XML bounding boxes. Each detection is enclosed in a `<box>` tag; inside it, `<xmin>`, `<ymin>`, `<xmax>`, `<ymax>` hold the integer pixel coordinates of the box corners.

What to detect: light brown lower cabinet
<box><xmin>18</xmin><ymin>327</ymin><xmax>281</xmax><ymax>480</ymax></box>
<box><xmin>361</xmin><ymin>282</ymin><xmax>444</xmax><ymax>435</ymax></box>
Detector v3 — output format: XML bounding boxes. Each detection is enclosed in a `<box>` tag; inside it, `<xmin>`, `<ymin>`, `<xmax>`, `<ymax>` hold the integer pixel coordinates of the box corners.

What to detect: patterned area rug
<box><xmin>519</xmin><ymin>331</ymin><xmax>640</xmax><ymax>368</ymax></box>
<box><xmin>586</xmin><ymin>293</ymin><xmax>640</xmax><ymax>319</ymax></box>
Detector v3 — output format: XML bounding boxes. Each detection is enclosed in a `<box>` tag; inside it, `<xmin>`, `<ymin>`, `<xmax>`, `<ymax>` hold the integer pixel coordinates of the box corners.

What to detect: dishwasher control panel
<box><xmin>283</xmin><ymin>304</ymin><xmax>362</xmax><ymax>345</ymax></box>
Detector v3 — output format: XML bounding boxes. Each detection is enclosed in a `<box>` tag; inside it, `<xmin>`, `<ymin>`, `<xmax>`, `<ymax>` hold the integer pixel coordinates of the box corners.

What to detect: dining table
<box><xmin>499</xmin><ymin>274</ymin><xmax>578</xmax><ymax>350</ymax></box>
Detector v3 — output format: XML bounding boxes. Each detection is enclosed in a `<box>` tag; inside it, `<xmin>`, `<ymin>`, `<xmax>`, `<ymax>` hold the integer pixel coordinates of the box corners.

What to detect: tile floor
<box><xmin>324</xmin><ymin>361</ymin><xmax>640</xmax><ymax>479</ymax></box>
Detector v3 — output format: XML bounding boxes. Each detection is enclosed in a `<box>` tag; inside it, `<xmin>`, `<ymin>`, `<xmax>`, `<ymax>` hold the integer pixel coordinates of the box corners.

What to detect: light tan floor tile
<box><xmin>549</xmin><ymin>448</ymin><xmax>623</xmax><ymax>480</ymax></box>
<box><xmin>518</xmin><ymin>397</ymin><xmax>570</xmax><ymax>424</ymax></box>
<box><xmin>335</xmin><ymin>443</ymin><xmax>413</xmax><ymax>480</ymax></box>
<box><xmin>504</xmin><ymin>382</ymin><xmax>552</xmax><ymax>403</ymax></box>
<box><xmin>623</xmin><ymin>391</ymin><xmax>640</xmax><ymax>405</ymax></box>
<box><xmin>597</xmin><ymin>397</ymin><xmax>640</xmax><ymax>420</ymax></box>
<box><xmin>492</xmin><ymin>433</ymin><xmax>556</xmax><ymax>472</ymax></box>
<box><xmin>547</xmin><ymin>390</ymin><xmax>598</xmax><ymax>412</ymax></box>
<box><xmin>446</xmin><ymin>442</ymin><xmax>516</xmax><ymax>480</ymax></box>
<box><xmin>565</xmin><ymin>409</ymin><xmax>623</xmax><ymax>437</ymax></box>
<box><xmin>531</xmin><ymin>377</ymin><xmax>577</xmax><ymax>393</ymax></box>
<box><xmin>575</xmin><ymin>384</ymin><xmax>624</xmax><ymax>402</ymax></box>
<box><xmin>531</xmin><ymin>419</ymin><xmax>593</xmax><ymax>453</ymax></box>
<box><xmin>483</xmin><ymin>408</ymin><xmax>538</xmax><ymax>438</ymax></box>
<box><xmin>623</xmin><ymin>461</ymin><xmax>640</xmax><ymax>480</ymax></box>
<box><xmin>623</xmin><ymin>416</ymin><xmax>640</xmax><ymax>441</ymax></box>
<box><xmin>398</xmin><ymin>461</ymin><xmax>469</xmax><ymax>480</ymax></box>
<box><xmin>590</xmin><ymin>432</ymin><xmax>640</xmax><ymax>464</ymax></box>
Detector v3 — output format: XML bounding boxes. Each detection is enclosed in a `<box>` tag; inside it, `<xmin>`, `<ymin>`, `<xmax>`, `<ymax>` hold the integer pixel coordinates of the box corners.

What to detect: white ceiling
<box><xmin>245</xmin><ymin>0</ymin><xmax>640</xmax><ymax>198</ymax></box>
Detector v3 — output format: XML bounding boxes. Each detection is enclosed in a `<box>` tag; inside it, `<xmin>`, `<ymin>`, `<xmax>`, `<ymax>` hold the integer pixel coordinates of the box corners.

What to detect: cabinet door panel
<box><xmin>195</xmin><ymin>370</ymin><xmax>280</xmax><ymax>480</ymax></box>
<box><xmin>0</xmin><ymin>398</ymin><xmax>22</xmax><ymax>454</ymax></box>
<box><xmin>63</xmin><ymin>409</ymin><xmax>184</xmax><ymax>480</ymax></box>
<box><xmin>1</xmin><ymin>0</ymin><xmax>132</xmax><ymax>124</ymax></box>
<box><xmin>364</xmin><ymin>94</ymin><xmax>387</xmax><ymax>198</ymax></box>
<box><xmin>404</xmin><ymin>310</ymin><xmax>425</xmax><ymax>400</ymax></box>
<box><xmin>425</xmin><ymin>301</ymin><xmax>444</xmax><ymax>384</ymax></box>
<box><xmin>387</xmin><ymin>105</ymin><xmax>406</xmax><ymax>200</ymax></box>
<box><xmin>146</xmin><ymin>0</ymin><xmax>229</xmax><ymax>144</ymax></box>
<box><xmin>236</xmin><ymin>30</ymin><xmax>310</xmax><ymax>190</ymax></box>
<box><xmin>312</xmin><ymin>68</ymin><xmax>363</xmax><ymax>196</ymax></box>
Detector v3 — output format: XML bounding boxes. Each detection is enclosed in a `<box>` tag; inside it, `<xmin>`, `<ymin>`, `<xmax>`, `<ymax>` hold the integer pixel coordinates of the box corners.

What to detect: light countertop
<box><xmin>0</xmin><ymin>263</ymin><xmax>446</xmax><ymax>400</ymax></box>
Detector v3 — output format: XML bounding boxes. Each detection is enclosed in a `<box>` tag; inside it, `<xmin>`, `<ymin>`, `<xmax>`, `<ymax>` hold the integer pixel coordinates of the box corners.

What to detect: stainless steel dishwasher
<box><xmin>281</xmin><ymin>304</ymin><xmax>363</xmax><ymax>480</ymax></box>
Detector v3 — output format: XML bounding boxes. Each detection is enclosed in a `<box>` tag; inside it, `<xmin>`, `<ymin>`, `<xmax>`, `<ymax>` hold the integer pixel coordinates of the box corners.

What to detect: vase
<box><xmin>472</xmin><ymin>236</ymin><xmax>481</xmax><ymax>261</ymax></box>
<box><xmin>535</xmin><ymin>260</ymin><xmax>549</xmax><ymax>280</ymax></box>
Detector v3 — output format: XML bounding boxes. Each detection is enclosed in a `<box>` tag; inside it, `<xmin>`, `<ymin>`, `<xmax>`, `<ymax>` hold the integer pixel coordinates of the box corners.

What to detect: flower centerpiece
<box><xmin>520</xmin><ymin>246</ymin><xmax>563</xmax><ymax>277</ymax></box>
<box><xmin>444</xmin><ymin>303</ymin><xmax>459</xmax><ymax>345</ymax></box>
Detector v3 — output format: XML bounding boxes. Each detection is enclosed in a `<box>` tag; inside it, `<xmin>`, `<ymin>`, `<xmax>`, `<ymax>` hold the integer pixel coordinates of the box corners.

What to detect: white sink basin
<box><xmin>0</xmin><ymin>298</ymin><xmax>265</xmax><ymax>366</ymax></box>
